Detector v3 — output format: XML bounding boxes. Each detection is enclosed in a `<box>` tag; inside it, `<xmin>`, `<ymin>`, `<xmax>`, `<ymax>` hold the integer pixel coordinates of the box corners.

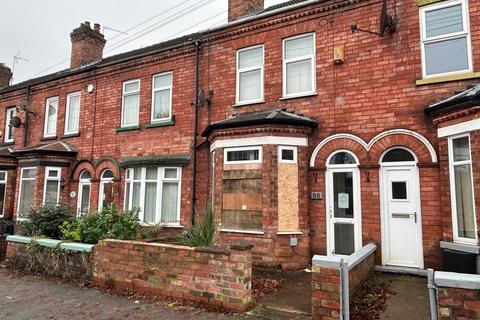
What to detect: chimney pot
<box><xmin>70</xmin><ymin>22</ymin><xmax>106</xmax><ymax>69</ymax></box>
<box><xmin>228</xmin><ymin>0</ymin><xmax>264</xmax><ymax>22</ymax></box>
<box><xmin>0</xmin><ymin>64</ymin><xmax>13</xmax><ymax>88</ymax></box>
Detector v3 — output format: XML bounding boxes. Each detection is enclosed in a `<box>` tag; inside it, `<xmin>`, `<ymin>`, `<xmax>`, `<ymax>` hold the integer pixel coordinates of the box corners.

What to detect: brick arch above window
<box><xmin>310</xmin><ymin>129</ymin><xmax>438</xmax><ymax>167</ymax></box>
<box><xmin>94</xmin><ymin>157</ymin><xmax>121</xmax><ymax>180</ymax></box>
<box><xmin>310</xmin><ymin>137</ymin><xmax>368</xmax><ymax>168</ymax></box>
<box><xmin>71</xmin><ymin>160</ymin><xmax>95</xmax><ymax>181</ymax></box>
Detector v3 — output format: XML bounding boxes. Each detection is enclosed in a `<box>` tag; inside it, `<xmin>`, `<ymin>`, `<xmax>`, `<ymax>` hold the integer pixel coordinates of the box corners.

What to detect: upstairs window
<box><xmin>44</xmin><ymin>97</ymin><xmax>58</xmax><ymax>138</ymax></box>
<box><xmin>283</xmin><ymin>33</ymin><xmax>316</xmax><ymax>98</ymax></box>
<box><xmin>43</xmin><ymin>167</ymin><xmax>61</xmax><ymax>205</ymax></box>
<box><xmin>5</xmin><ymin>107</ymin><xmax>16</xmax><ymax>143</ymax></box>
<box><xmin>65</xmin><ymin>92</ymin><xmax>81</xmax><ymax>135</ymax></box>
<box><xmin>152</xmin><ymin>72</ymin><xmax>173</xmax><ymax>122</ymax></box>
<box><xmin>420</xmin><ymin>0</ymin><xmax>472</xmax><ymax>77</ymax></box>
<box><xmin>121</xmin><ymin>79</ymin><xmax>140</xmax><ymax>127</ymax></box>
<box><xmin>236</xmin><ymin>45</ymin><xmax>264</xmax><ymax>104</ymax></box>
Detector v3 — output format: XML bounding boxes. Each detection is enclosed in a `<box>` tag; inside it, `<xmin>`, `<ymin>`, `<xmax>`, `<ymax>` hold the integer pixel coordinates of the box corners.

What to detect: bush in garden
<box><xmin>21</xmin><ymin>204</ymin><xmax>74</xmax><ymax>239</ymax></box>
<box><xmin>60</xmin><ymin>205</ymin><xmax>141</xmax><ymax>244</ymax></box>
<box><xmin>180</xmin><ymin>204</ymin><xmax>218</xmax><ymax>247</ymax></box>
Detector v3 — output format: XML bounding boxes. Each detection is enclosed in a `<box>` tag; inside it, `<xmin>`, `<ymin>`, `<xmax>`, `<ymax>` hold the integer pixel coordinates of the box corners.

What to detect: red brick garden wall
<box><xmin>437</xmin><ymin>286</ymin><xmax>480</xmax><ymax>319</ymax></box>
<box><xmin>92</xmin><ymin>239</ymin><xmax>253</xmax><ymax>312</ymax></box>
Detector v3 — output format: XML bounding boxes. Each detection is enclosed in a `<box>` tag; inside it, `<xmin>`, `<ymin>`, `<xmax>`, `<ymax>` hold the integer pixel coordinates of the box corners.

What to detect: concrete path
<box><xmin>247</xmin><ymin>271</ymin><xmax>311</xmax><ymax>320</ymax></box>
<box><xmin>379</xmin><ymin>274</ymin><xmax>431</xmax><ymax>320</ymax></box>
<box><xmin>0</xmin><ymin>269</ymin><xmax>242</xmax><ymax>320</ymax></box>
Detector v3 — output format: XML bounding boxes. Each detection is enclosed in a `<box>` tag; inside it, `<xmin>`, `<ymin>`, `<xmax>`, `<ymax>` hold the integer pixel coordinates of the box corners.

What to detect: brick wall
<box><xmin>311</xmin><ymin>244</ymin><xmax>376</xmax><ymax>319</ymax></box>
<box><xmin>5</xmin><ymin>241</ymin><xmax>93</xmax><ymax>280</ymax></box>
<box><xmin>92</xmin><ymin>239</ymin><xmax>253</xmax><ymax>312</ymax></box>
<box><xmin>437</xmin><ymin>287</ymin><xmax>480</xmax><ymax>319</ymax></box>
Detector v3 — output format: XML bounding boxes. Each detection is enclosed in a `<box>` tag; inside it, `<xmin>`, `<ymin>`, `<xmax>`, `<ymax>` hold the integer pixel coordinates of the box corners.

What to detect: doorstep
<box><xmin>375</xmin><ymin>265</ymin><xmax>428</xmax><ymax>277</ymax></box>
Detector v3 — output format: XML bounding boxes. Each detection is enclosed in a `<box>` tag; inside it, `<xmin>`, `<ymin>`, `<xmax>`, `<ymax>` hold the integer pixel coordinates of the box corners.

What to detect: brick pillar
<box><xmin>228</xmin><ymin>0</ymin><xmax>264</xmax><ymax>22</ymax></box>
<box><xmin>312</xmin><ymin>264</ymin><xmax>341</xmax><ymax>319</ymax></box>
<box><xmin>0</xmin><ymin>64</ymin><xmax>12</xmax><ymax>88</ymax></box>
<box><xmin>70</xmin><ymin>22</ymin><xmax>106</xmax><ymax>69</ymax></box>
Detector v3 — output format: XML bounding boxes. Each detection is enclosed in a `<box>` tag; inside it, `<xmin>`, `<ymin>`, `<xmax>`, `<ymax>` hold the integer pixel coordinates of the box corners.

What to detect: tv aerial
<box><xmin>351</xmin><ymin>0</ymin><xmax>396</xmax><ymax>37</ymax></box>
<box><xmin>11</xmin><ymin>52</ymin><xmax>29</xmax><ymax>85</ymax></box>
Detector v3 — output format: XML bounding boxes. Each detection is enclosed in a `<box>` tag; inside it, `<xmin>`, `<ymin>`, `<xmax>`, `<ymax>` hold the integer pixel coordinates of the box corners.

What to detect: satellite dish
<box><xmin>379</xmin><ymin>0</ymin><xmax>396</xmax><ymax>36</ymax></box>
<box><xmin>198</xmin><ymin>89</ymin><xmax>206</xmax><ymax>107</ymax></box>
<box><xmin>10</xmin><ymin>116</ymin><xmax>22</xmax><ymax>128</ymax></box>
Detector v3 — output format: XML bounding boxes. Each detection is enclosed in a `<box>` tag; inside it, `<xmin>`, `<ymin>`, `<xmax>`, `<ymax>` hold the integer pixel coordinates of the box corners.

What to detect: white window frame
<box><xmin>64</xmin><ymin>92</ymin><xmax>81</xmax><ymax>135</ymax></box>
<box><xmin>282</xmin><ymin>33</ymin><xmax>316</xmax><ymax>99</ymax></box>
<box><xmin>77</xmin><ymin>171</ymin><xmax>91</xmax><ymax>216</ymax></box>
<box><xmin>236</xmin><ymin>45</ymin><xmax>265</xmax><ymax>105</ymax></box>
<box><xmin>5</xmin><ymin>107</ymin><xmax>16</xmax><ymax>143</ymax></box>
<box><xmin>98</xmin><ymin>170</ymin><xmax>114</xmax><ymax>210</ymax></box>
<box><xmin>278</xmin><ymin>145</ymin><xmax>297</xmax><ymax>164</ymax></box>
<box><xmin>151</xmin><ymin>72</ymin><xmax>173</xmax><ymax>123</ymax></box>
<box><xmin>43</xmin><ymin>167</ymin><xmax>61</xmax><ymax>205</ymax></box>
<box><xmin>121</xmin><ymin>79</ymin><xmax>141</xmax><ymax>128</ymax></box>
<box><xmin>124</xmin><ymin>166</ymin><xmax>182</xmax><ymax>226</ymax></box>
<box><xmin>17</xmin><ymin>167</ymin><xmax>36</xmax><ymax>220</ymax></box>
<box><xmin>43</xmin><ymin>97</ymin><xmax>59</xmax><ymax>138</ymax></box>
<box><xmin>448</xmin><ymin>134</ymin><xmax>478</xmax><ymax>244</ymax></box>
<box><xmin>224</xmin><ymin>146</ymin><xmax>262</xmax><ymax>164</ymax></box>
<box><xmin>419</xmin><ymin>0</ymin><xmax>472</xmax><ymax>78</ymax></box>
<box><xmin>0</xmin><ymin>171</ymin><xmax>7</xmax><ymax>217</ymax></box>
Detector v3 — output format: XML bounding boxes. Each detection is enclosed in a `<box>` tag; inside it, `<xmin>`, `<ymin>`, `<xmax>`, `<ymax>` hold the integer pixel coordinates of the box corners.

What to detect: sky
<box><xmin>0</xmin><ymin>0</ymin><xmax>288</xmax><ymax>85</ymax></box>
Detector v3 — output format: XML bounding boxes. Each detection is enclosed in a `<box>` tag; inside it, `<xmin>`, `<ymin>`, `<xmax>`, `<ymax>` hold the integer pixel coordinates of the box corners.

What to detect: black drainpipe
<box><xmin>23</xmin><ymin>86</ymin><xmax>31</xmax><ymax>147</ymax></box>
<box><xmin>191</xmin><ymin>40</ymin><xmax>202</xmax><ymax>225</ymax></box>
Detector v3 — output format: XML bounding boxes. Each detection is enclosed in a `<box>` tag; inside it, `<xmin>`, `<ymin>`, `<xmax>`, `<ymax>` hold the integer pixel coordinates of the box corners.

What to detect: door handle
<box><xmin>414</xmin><ymin>212</ymin><xmax>417</xmax><ymax>223</ymax></box>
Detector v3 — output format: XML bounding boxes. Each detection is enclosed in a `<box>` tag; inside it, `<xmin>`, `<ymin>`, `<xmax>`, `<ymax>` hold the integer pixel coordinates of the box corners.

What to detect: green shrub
<box><xmin>21</xmin><ymin>204</ymin><xmax>74</xmax><ymax>239</ymax></box>
<box><xmin>180</xmin><ymin>204</ymin><xmax>218</xmax><ymax>247</ymax></box>
<box><xmin>60</xmin><ymin>205</ymin><xmax>141</xmax><ymax>244</ymax></box>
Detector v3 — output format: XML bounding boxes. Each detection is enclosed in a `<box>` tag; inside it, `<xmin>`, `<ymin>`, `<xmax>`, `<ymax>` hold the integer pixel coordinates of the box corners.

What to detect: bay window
<box><xmin>121</xmin><ymin>79</ymin><xmax>140</xmax><ymax>127</ymax></box>
<box><xmin>65</xmin><ymin>92</ymin><xmax>81</xmax><ymax>134</ymax></box>
<box><xmin>124</xmin><ymin>167</ymin><xmax>181</xmax><ymax>225</ymax></box>
<box><xmin>420</xmin><ymin>0</ymin><xmax>472</xmax><ymax>77</ymax></box>
<box><xmin>151</xmin><ymin>72</ymin><xmax>173</xmax><ymax>122</ymax></box>
<box><xmin>0</xmin><ymin>171</ymin><xmax>6</xmax><ymax>217</ymax></box>
<box><xmin>448</xmin><ymin>135</ymin><xmax>477</xmax><ymax>243</ymax></box>
<box><xmin>236</xmin><ymin>45</ymin><xmax>264</xmax><ymax>104</ymax></box>
<box><xmin>43</xmin><ymin>167</ymin><xmax>61</xmax><ymax>205</ymax></box>
<box><xmin>283</xmin><ymin>33</ymin><xmax>316</xmax><ymax>98</ymax></box>
<box><xmin>44</xmin><ymin>97</ymin><xmax>58</xmax><ymax>138</ymax></box>
<box><xmin>18</xmin><ymin>167</ymin><xmax>36</xmax><ymax>219</ymax></box>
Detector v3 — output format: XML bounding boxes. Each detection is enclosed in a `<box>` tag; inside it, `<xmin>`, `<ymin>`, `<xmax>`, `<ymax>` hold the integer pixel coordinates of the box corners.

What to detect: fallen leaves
<box><xmin>350</xmin><ymin>275</ymin><xmax>395</xmax><ymax>320</ymax></box>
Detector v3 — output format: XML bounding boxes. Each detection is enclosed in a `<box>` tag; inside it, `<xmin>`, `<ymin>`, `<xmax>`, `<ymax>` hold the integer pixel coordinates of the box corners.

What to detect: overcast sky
<box><xmin>0</xmin><ymin>0</ymin><xmax>287</xmax><ymax>85</ymax></box>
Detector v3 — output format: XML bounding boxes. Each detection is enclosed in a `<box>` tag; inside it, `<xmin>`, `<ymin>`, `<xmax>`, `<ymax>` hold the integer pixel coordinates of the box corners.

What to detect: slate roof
<box><xmin>13</xmin><ymin>141</ymin><xmax>78</xmax><ymax>156</ymax></box>
<box><xmin>0</xmin><ymin>147</ymin><xmax>15</xmax><ymax>158</ymax></box>
<box><xmin>202</xmin><ymin>109</ymin><xmax>318</xmax><ymax>136</ymax></box>
<box><xmin>425</xmin><ymin>84</ymin><xmax>480</xmax><ymax>117</ymax></box>
<box><xmin>0</xmin><ymin>0</ymin><xmax>328</xmax><ymax>95</ymax></box>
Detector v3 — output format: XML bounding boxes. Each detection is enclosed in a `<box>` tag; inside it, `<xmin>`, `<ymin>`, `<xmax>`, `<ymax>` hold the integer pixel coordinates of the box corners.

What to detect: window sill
<box><xmin>440</xmin><ymin>240</ymin><xmax>480</xmax><ymax>254</ymax></box>
<box><xmin>280</xmin><ymin>92</ymin><xmax>317</xmax><ymax>101</ymax></box>
<box><xmin>416</xmin><ymin>72</ymin><xmax>480</xmax><ymax>86</ymax></box>
<box><xmin>61</xmin><ymin>132</ymin><xmax>80</xmax><ymax>139</ymax></box>
<box><xmin>233</xmin><ymin>100</ymin><xmax>266</xmax><ymax>108</ymax></box>
<box><xmin>116</xmin><ymin>125</ymin><xmax>141</xmax><ymax>132</ymax></box>
<box><xmin>0</xmin><ymin>141</ymin><xmax>14</xmax><ymax>146</ymax></box>
<box><xmin>220</xmin><ymin>229</ymin><xmax>264</xmax><ymax>235</ymax></box>
<box><xmin>40</xmin><ymin>136</ymin><xmax>57</xmax><ymax>141</ymax></box>
<box><xmin>145</xmin><ymin>119</ymin><xmax>175</xmax><ymax>129</ymax></box>
<box><xmin>276</xmin><ymin>231</ymin><xmax>302</xmax><ymax>235</ymax></box>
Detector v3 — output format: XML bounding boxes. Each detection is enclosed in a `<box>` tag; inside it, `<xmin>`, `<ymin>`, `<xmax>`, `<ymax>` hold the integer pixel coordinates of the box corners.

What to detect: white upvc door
<box><xmin>380</xmin><ymin>165</ymin><xmax>424</xmax><ymax>268</ymax></box>
<box><xmin>326</xmin><ymin>167</ymin><xmax>362</xmax><ymax>256</ymax></box>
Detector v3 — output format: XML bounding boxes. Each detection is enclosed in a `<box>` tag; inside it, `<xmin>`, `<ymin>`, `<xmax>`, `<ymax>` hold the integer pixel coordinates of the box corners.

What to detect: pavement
<box><xmin>379</xmin><ymin>274</ymin><xmax>431</xmax><ymax>320</ymax></box>
<box><xmin>0</xmin><ymin>268</ymin><xmax>240</xmax><ymax>320</ymax></box>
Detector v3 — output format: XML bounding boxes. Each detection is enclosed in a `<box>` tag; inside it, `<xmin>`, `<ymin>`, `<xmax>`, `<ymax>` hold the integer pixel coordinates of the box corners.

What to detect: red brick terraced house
<box><xmin>1</xmin><ymin>0</ymin><xmax>480</xmax><ymax>273</ymax></box>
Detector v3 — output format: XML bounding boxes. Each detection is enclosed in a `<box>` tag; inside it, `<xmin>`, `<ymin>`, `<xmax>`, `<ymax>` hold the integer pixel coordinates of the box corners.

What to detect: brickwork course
<box><xmin>0</xmin><ymin>0</ymin><xmax>480</xmax><ymax>270</ymax></box>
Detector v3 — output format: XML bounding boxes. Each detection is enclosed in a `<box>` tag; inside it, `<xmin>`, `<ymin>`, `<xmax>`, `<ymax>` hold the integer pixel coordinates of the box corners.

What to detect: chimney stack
<box><xmin>0</xmin><ymin>64</ymin><xmax>12</xmax><ymax>88</ymax></box>
<box><xmin>70</xmin><ymin>21</ymin><xmax>106</xmax><ymax>69</ymax></box>
<box><xmin>228</xmin><ymin>0</ymin><xmax>264</xmax><ymax>22</ymax></box>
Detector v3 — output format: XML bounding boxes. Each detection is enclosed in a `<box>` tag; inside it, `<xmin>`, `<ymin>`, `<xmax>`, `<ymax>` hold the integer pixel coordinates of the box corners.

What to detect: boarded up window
<box><xmin>222</xmin><ymin>169</ymin><xmax>262</xmax><ymax>231</ymax></box>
